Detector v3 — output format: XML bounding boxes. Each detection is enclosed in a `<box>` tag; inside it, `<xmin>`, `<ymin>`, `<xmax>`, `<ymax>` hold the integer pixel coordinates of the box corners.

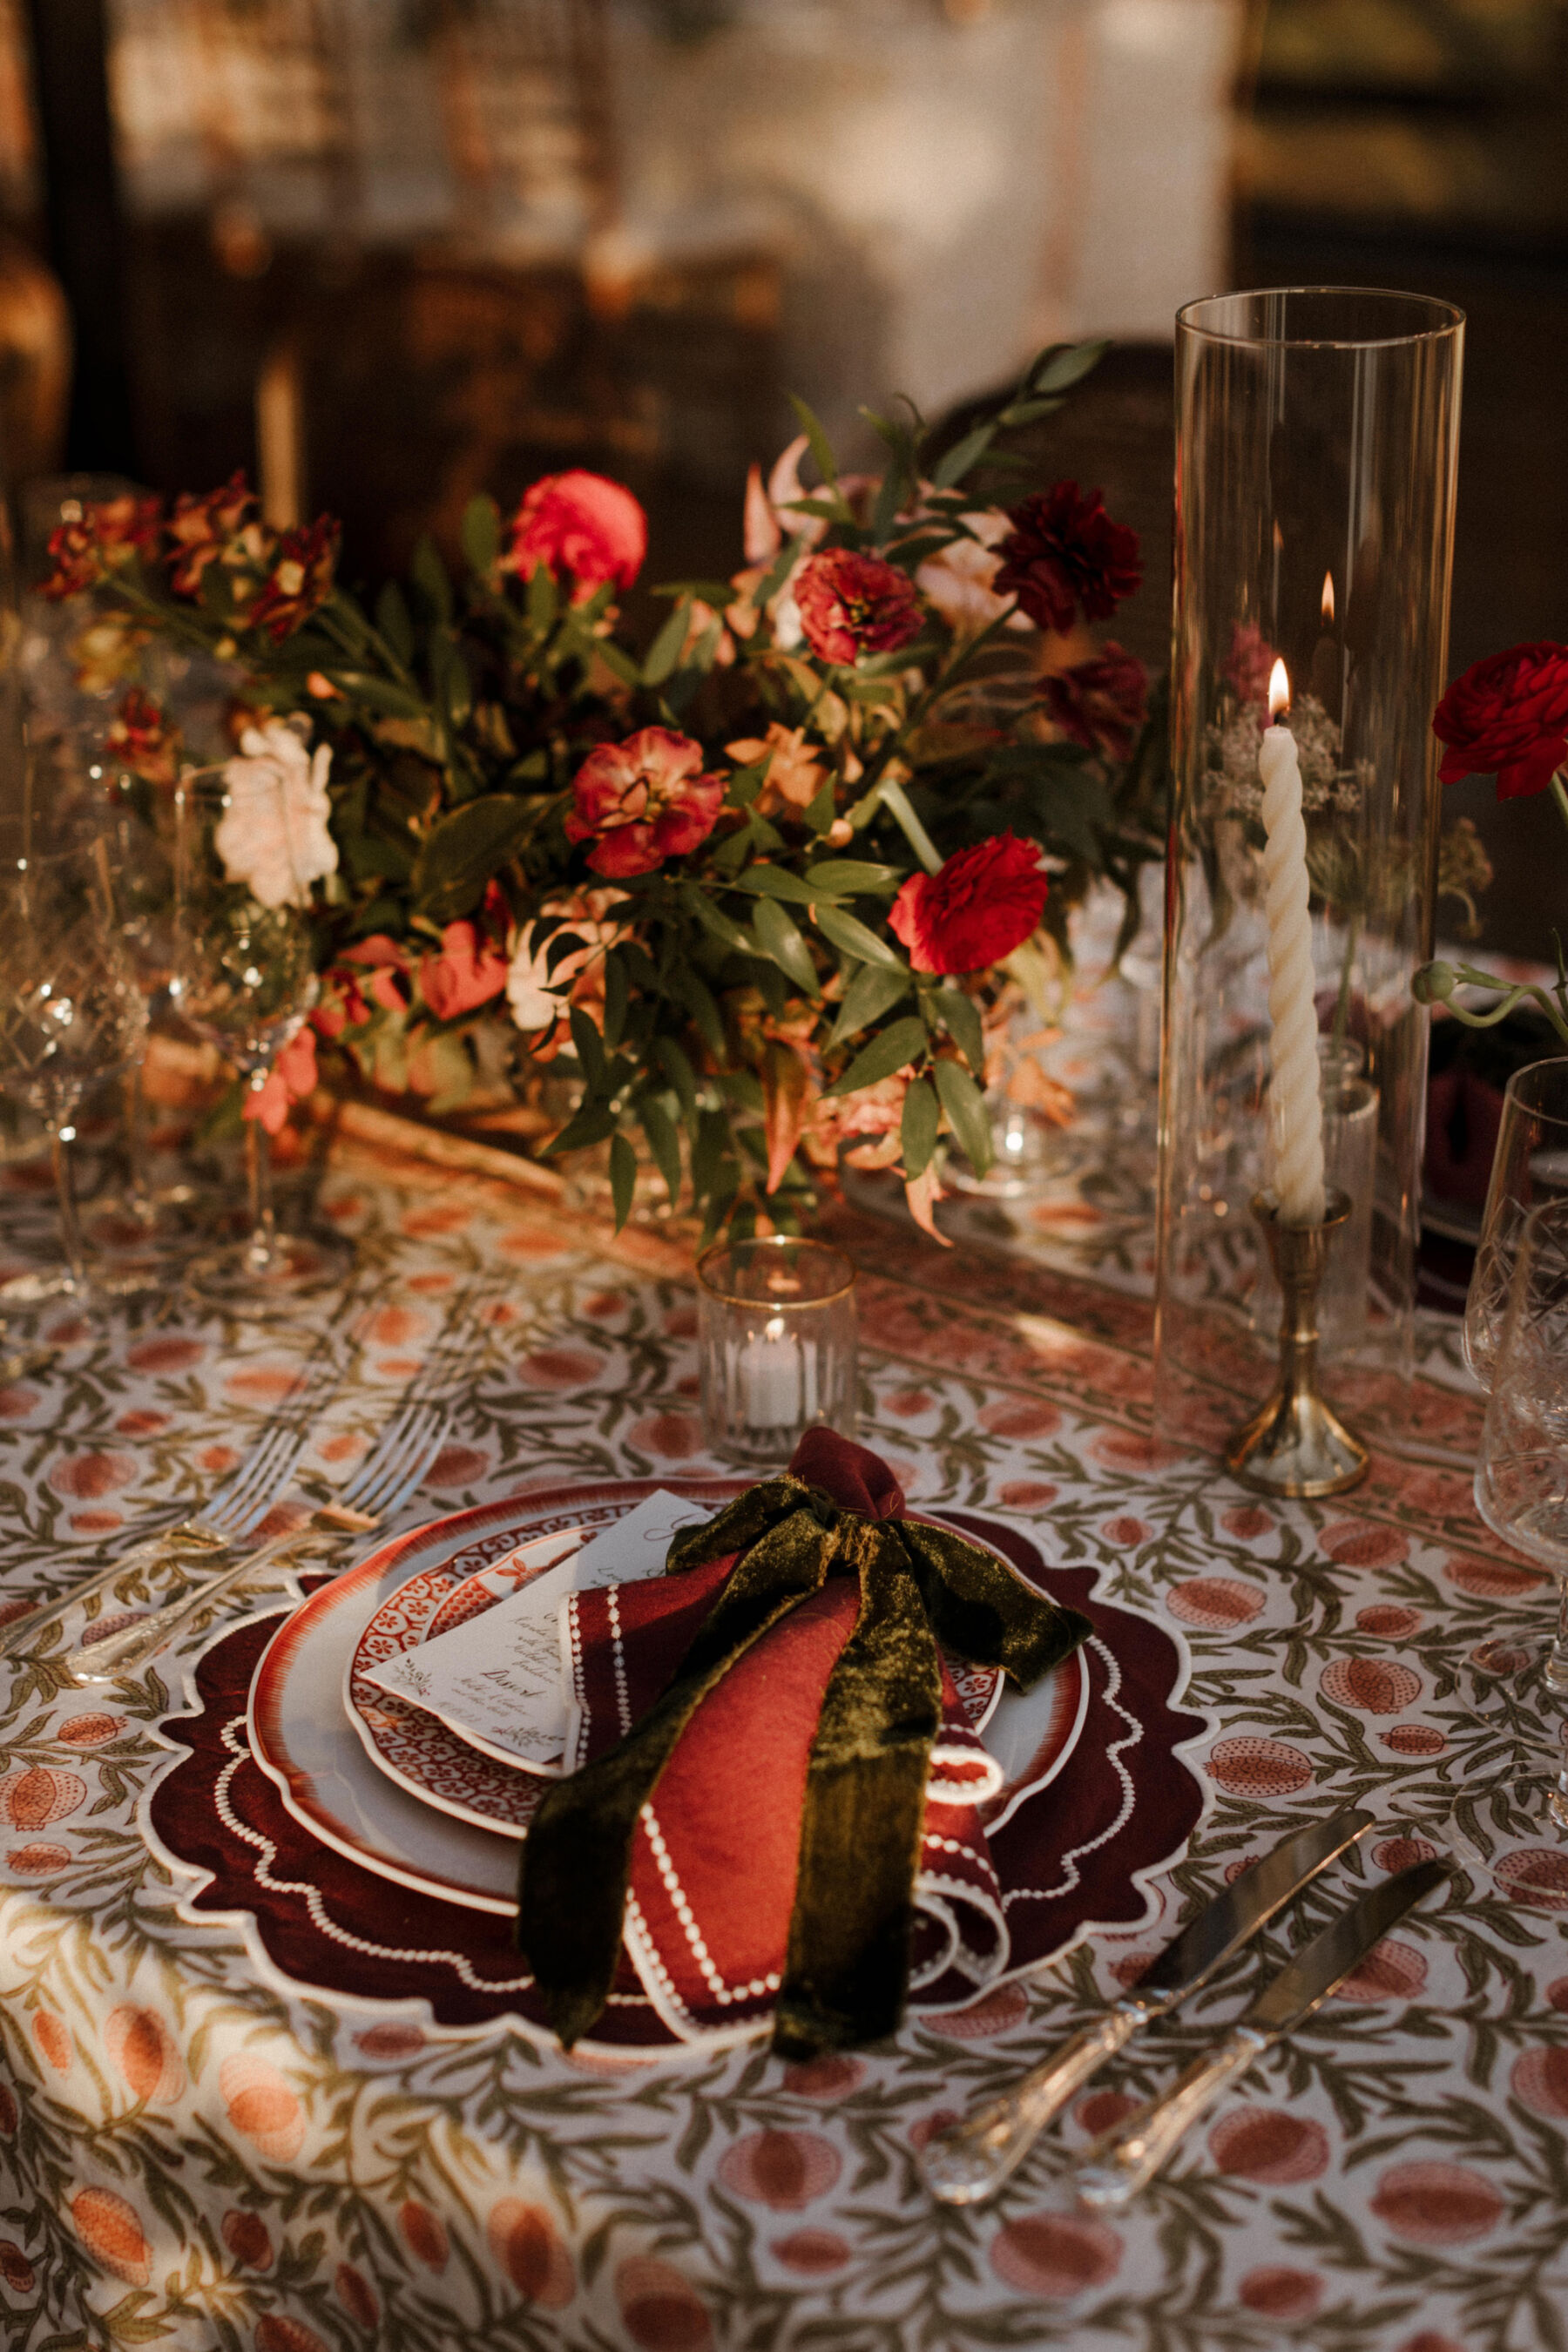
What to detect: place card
<box><xmin>363</xmin><ymin>1490</ymin><xmax>715</xmax><ymax>1773</ymax></box>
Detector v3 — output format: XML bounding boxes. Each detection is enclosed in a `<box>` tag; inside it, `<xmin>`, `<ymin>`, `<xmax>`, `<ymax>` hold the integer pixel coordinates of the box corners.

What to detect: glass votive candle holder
<box><xmin>696</xmin><ymin>1235</ymin><xmax>857</xmax><ymax>1466</ymax></box>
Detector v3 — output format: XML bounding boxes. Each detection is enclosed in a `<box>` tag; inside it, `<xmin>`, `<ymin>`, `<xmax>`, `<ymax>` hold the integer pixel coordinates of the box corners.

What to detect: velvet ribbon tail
<box><xmin>516</xmin><ymin>1473</ymin><xmax>1092</xmax><ymax>2056</ymax></box>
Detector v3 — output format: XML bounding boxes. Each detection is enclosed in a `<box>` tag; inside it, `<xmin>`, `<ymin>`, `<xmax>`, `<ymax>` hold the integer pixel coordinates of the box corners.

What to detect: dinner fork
<box><xmin>0</xmin><ymin>1290</ymin><xmax>369</xmax><ymax>1663</ymax></box>
<box><xmin>67</xmin><ymin>1277</ymin><xmax>502</xmax><ymax>1679</ymax></box>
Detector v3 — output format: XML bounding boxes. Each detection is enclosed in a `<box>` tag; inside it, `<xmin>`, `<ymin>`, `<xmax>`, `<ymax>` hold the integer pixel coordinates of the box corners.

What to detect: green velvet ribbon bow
<box><xmin>517</xmin><ymin>1472</ymin><xmax>1092</xmax><ymax>2058</ymax></box>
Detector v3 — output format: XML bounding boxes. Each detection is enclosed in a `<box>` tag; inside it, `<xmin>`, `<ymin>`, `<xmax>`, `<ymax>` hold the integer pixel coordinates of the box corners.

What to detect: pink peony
<box><xmin>506</xmin><ymin>470</ymin><xmax>647</xmax><ymax>598</ymax></box>
<box><xmin>564</xmin><ymin>727</ymin><xmax>723</xmax><ymax>877</ymax></box>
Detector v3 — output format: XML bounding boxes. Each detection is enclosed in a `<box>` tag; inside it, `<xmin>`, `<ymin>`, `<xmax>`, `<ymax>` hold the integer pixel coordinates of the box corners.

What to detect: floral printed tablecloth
<box><xmin>0</xmin><ymin>1141</ymin><xmax>1565</xmax><ymax>2352</ymax></box>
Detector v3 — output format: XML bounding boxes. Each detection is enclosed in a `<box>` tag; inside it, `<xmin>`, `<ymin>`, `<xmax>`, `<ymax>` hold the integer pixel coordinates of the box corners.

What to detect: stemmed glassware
<box><xmin>169</xmin><ymin>760</ymin><xmax>345</xmax><ymax>1310</ymax></box>
<box><xmin>0</xmin><ymin>817</ymin><xmax>149</xmax><ymax>1333</ymax></box>
<box><xmin>1463</xmin><ymin>1057</ymin><xmax>1568</xmax><ymax>1388</ymax></box>
<box><xmin>1470</xmin><ymin>1194</ymin><xmax>1568</xmax><ymax>1838</ymax></box>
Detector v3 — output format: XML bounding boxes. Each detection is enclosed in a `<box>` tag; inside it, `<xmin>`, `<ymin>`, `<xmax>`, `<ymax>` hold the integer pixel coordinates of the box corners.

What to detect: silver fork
<box><xmin>0</xmin><ymin>1294</ymin><xmax>370</xmax><ymax>1663</ymax></box>
<box><xmin>67</xmin><ymin>1277</ymin><xmax>501</xmax><ymax>1680</ymax></box>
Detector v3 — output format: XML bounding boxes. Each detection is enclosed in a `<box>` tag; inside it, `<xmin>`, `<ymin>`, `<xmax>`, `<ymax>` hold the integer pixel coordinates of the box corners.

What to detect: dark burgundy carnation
<box><xmin>994</xmin><ymin>480</ymin><xmax>1141</xmax><ymax>635</ymax></box>
<box><xmin>794</xmin><ymin>550</ymin><xmax>924</xmax><ymax>666</ymax></box>
<box><xmin>1433</xmin><ymin>641</ymin><xmax>1568</xmax><ymax>801</ymax></box>
<box><xmin>889</xmin><ymin>831</ymin><xmax>1047</xmax><ymax>974</ymax></box>
<box><xmin>1042</xmin><ymin>642</ymin><xmax>1148</xmax><ymax>759</ymax></box>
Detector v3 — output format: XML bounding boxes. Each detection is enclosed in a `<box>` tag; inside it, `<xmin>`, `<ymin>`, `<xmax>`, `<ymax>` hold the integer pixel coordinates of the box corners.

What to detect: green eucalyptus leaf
<box><xmin>752</xmin><ymin>897</ymin><xmax>819</xmax><ymax>994</ymax></box>
<box><xmin>569</xmin><ymin>1004</ymin><xmax>606</xmax><ymax>1092</ymax></box>
<box><xmin>543</xmin><ymin>1101</ymin><xmax>617</xmax><ymax>1156</ymax></box>
<box><xmin>409</xmin><ymin>795</ymin><xmax>531</xmax><ymax>923</ymax></box>
<box><xmin>931</xmin><ymin>984</ymin><xmax>985</xmax><ymax>1078</ymax></box>
<box><xmin>803</xmin><ymin>860</ymin><xmax>905</xmax><ymax>896</ymax></box>
<box><xmin>901</xmin><ymin>1076</ymin><xmax>939</xmax><ymax>1179</ymax></box>
<box><xmin>935</xmin><ymin>1058</ymin><xmax>994</xmax><ymax>1175</ymax></box>
<box><xmin>609</xmin><ymin>1132</ymin><xmax>638</xmax><ymax>1231</ymax></box>
<box><xmin>601</xmin><ymin>950</ymin><xmax>628</xmax><ymax>1050</ymax></box>
<box><xmin>410</xmin><ymin>534</ymin><xmax>452</xmax><ymax>625</ymax></box>
<box><xmin>375</xmin><ymin>580</ymin><xmax>415</xmax><ymax>666</ymax></box>
<box><xmin>1032</xmin><ymin>338</ymin><xmax>1110</xmax><ymax>393</ymax></box>
<box><xmin>787</xmin><ymin>392</ymin><xmax>839</xmax><ymax>488</ymax></box>
<box><xmin>727</xmin><ymin>865</ymin><xmax>831</xmax><ymax>906</ymax></box>
<box><xmin>642</xmin><ymin>596</ymin><xmax>692</xmax><ymax>687</ymax></box>
<box><xmin>823</xmin><ymin>1014</ymin><xmax>928</xmax><ymax>1098</ymax></box>
<box><xmin>813</xmin><ymin>904</ymin><xmax>902</xmax><ymax>968</ymax></box>
<box><xmin>639</xmin><ymin>1096</ymin><xmax>682</xmax><ymax>1203</ymax></box>
<box><xmin>830</xmin><ymin>961</ymin><xmax>911</xmax><ymax>1044</ymax></box>
<box><xmin>460</xmin><ymin>494</ymin><xmax>503</xmax><ymax>577</ymax></box>
<box><xmin>931</xmin><ymin>422</ymin><xmax>997</xmax><ymax>490</ymax></box>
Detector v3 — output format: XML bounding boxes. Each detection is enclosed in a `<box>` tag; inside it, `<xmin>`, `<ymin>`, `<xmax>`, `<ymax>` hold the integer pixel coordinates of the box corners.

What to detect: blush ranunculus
<box><xmin>1433</xmin><ymin>641</ymin><xmax>1568</xmax><ymax>801</ymax></box>
<box><xmin>889</xmin><ymin>832</ymin><xmax>1048</xmax><ymax>974</ymax></box>
<box><xmin>215</xmin><ymin>720</ymin><xmax>338</xmax><ymax>909</ymax></box>
<box><xmin>564</xmin><ymin>727</ymin><xmax>723</xmax><ymax>877</ymax></box>
<box><xmin>1041</xmin><ymin>641</ymin><xmax>1148</xmax><ymax>759</ymax></box>
<box><xmin>506</xmin><ymin>470</ymin><xmax>647</xmax><ymax>598</ymax></box>
<box><xmin>994</xmin><ymin>480</ymin><xmax>1142</xmax><ymax>635</ymax></box>
<box><xmin>419</xmin><ymin>918</ymin><xmax>510</xmax><ymax>1020</ymax></box>
<box><xmin>794</xmin><ymin>549</ymin><xmax>924</xmax><ymax>666</ymax></box>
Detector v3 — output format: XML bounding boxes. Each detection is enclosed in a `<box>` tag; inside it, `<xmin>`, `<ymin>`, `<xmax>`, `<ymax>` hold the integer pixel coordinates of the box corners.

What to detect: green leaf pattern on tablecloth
<box><xmin>0</xmin><ymin>1148</ymin><xmax>1564</xmax><ymax>2350</ymax></box>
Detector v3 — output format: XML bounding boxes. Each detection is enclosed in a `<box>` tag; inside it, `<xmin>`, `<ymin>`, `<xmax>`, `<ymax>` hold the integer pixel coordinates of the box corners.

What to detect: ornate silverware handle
<box><xmin>1074</xmin><ymin>2025</ymin><xmax>1268</xmax><ymax>2210</ymax></box>
<box><xmin>921</xmin><ymin>2001</ymin><xmax>1150</xmax><ymax>2206</ymax></box>
<box><xmin>0</xmin><ymin>1524</ymin><xmax>227</xmax><ymax>1661</ymax></box>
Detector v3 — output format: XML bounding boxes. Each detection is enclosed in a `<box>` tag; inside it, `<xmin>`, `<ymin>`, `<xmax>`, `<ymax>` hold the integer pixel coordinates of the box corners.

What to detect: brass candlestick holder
<box><xmin>1224</xmin><ymin>1189</ymin><xmax>1370</xmax><ymax>1498</ymax></box>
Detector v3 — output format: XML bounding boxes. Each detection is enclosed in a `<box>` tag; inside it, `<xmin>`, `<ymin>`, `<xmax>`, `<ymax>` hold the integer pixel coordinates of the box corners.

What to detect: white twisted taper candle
<box><xmin>1259</xmin><ymin>660</ymin><xmax>1326</xmax><ymax>1225</ymax></box>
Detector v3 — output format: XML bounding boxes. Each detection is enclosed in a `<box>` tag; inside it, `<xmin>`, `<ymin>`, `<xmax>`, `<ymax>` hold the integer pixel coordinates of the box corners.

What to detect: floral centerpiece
<box><xmin>45</xmin><ymin>342</ymin><xmax>1163</xmax><ymax>1236</ymax></box>
<box><xmin>1412</xmin><ymin>643</ymin><xmax>1568</xmax><ymax>1038</ymax></box>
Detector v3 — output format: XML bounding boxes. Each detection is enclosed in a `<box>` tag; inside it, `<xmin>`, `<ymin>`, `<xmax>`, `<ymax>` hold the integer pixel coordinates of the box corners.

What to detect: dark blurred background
<box><xmin>0</xmin><ymin>0</ymin><xmax>1565</xmax><ymax>950</ymax></box>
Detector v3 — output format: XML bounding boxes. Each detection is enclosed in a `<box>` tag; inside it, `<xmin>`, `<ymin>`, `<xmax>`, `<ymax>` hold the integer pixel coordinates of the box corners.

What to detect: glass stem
<box><xmin>244</xmin><ymin>1082</ymin><xmax>276</xmax><ymax>1270</ymax></box>
<box><xmin>51</xmin><ymin>1126</ymin><xmax>89</xmax><ymax>1294</ymax></box>
<box><xmin>1545</xmin><ymin>1577</ymin><xmax>1568</xmax><ymax>1700</ymax></box>
<box><xmin>124</xmin><ymin>1064</ymin><xmax>154</xmax><ymax>1226</ymax></box>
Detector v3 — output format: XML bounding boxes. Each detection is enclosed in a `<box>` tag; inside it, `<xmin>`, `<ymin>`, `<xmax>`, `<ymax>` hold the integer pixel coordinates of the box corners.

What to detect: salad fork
<box><xmin>0</xmin><ymin>1293</ymin><xmax>369</xmax><ymax>1662</ymax></box>
<box><xmin>68</xmin><ymin>1277</ymin><xmax>502</xmax><ymax>1679</ymax></box>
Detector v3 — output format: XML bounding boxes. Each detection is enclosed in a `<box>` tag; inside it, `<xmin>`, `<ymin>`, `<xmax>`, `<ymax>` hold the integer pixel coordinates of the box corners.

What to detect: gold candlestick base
<box><xmin>1224</xmin><ymin>1189</ymin><xmax>1370</xmax><ymax>1499</ymax></box>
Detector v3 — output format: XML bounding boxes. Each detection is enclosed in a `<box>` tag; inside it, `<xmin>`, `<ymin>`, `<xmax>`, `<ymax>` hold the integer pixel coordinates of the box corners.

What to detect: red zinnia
<box><xmin>794</xmin><ymin>549</ymin><xmax>924</xmax><ymax>666</ymax></box>
<box><xmin>994</xmin><ymin>480</ymin><xmax>1141</xmax><ymax>635</ymax></box>
<box><xmin>1433</xmin><ymin>641</ymin><xmax>1568</xmax><ymax>801</ymax></box>
<box><xmin>1042</xmin><ymin>642</ymin><xmax>1148</xmax><ymax>760</ymax></box>
<box><xmin>889</xmin><ymin>831</ymin><xmax>1048</xmax><ymax>974</ymax></box>
<box><xmin>564</xmin><ymin>726</ymin><xmax>724</xmax><ymax>878</ymax></box>
<box><xmin>506</xmin><ymin>470</ymin><xmax>647</xmax><ymax>598</ymax></box>
<box><xmin>247</xmin><ymin>516</ymin><xmax>339</xmax><ymax>641</ymax></box>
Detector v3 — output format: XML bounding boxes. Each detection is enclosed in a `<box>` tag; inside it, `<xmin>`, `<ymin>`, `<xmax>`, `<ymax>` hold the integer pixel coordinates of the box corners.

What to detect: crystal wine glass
<box><xmin>169</xmin><ymin>760</ymin><xmax>345</xmax><ymax>1310</ymax></box>
<box><xmin>0</xmin><ymin>818</ymin><xmax>149</xmax><ymax>1317</ymax></box>
<box><xmin>1463</xmin><ymin>1057</ymin><xmax>1568</xmax><ymax>1389</ymax></box>
<box><xmin>1471</xmin><ymin>1193</ymin><xmax>1568</xmax><ymax>1836</ymax></box>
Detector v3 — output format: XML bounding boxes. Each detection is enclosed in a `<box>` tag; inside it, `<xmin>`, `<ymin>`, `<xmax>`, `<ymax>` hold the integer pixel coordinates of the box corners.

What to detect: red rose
<box><xmin>994</xmin><ymin>480</ymin><xmax>1141</xmax><ymax>635</ymax></box>
<box><xmin>1042</xmin><ymin>642</ymin><xmax>1147</xmax><ymax>759</ymax></box>
<box><xmin>889</xmin><ymin>831</ymin><xmax>1048</xmax><ymax>974</ymax></box>
<box><xmin>794</xmin><ymin>550</ymin><xmax>924</xmax><ymax>666</ymax></box>
<box><xmin>1433</xmin><ymin>641</ymin><xmax>1568</xmax><ymax>801</ymax></box>
<box><xmin>506</xmin><ymin>470</ymin><xmax>647</xmax><ymax>598</ymax></box>
<box><xmin>564</xmin><ymin>727</ymin><xmax>723</xmax><ymax>877</ymax></box>
<box><xmin>420</xmin><ymin>917</ymin><xmax>510</xmax><ymax>1021</ymax></box>
<box><xmin>245</xmin><ymin>515</ymin><xmax>339</xmax><ymax>642</ymax></box>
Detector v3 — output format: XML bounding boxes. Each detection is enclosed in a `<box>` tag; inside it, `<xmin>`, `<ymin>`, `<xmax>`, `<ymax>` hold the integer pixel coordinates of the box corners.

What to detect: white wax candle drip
<box><xmin>1258</xmin><ymin>662</ymin><xmax>1326</xmax><ymax>1226</ymax></box>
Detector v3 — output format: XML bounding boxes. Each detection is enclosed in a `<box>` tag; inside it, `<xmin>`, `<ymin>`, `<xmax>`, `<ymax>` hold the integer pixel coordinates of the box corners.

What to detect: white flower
<box><xmin>506</xmin><ymin>892</ymin><xmax>623</xmax><ymax>1039</ymax></box>
<box><xmin>215</xmin><ymin>720</ymin><xmax>337</xmax><ymax>910</ymax></box>
<box><xmin>916</xmin><ymin>510</ymin><xmax>1016</xmax><ymax>633</ymax></box>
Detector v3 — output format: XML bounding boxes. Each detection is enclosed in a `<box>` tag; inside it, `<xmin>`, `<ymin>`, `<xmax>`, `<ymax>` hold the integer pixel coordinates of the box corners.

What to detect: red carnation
<box><xmin>794</xmin><ymin>549</ymin><xmax>924</xmax><ymax>666</ymax></box>
<box><xmin>889</xmin><ymin>832</ymin><xmax>1048</xmax><ymax>975</ymax></box>
<box><xmin>994</xmin><ymin>480</ymin><xmax>1141</xmax><ymax>635</ymax></box>
<box><xmin>505</xmin><ymin>470</ymin><xmax>647</xmax><ymax>598</ymax></box>
<box><xmin>1434</xmin><ymin>641</ymin><xmax>1568</xmax><ymax>801</ymax></box>
<box><xmin>1042</xmin><ymin>642</ymin><xmax>1148</xmax><ymax>760</ymax></box>
<box><xmin>247</xmin><ymin>517</ymin><xmax>340</xmax><ymax>642</ymax></box>
<box><xmin>564</xmin><ymin>726</ymin><xmax>723</xmax><ymax>878</ymax></box>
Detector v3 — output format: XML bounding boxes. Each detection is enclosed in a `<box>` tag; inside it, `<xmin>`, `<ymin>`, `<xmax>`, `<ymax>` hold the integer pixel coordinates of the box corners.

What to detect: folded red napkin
<box><xmin>519</xmin><ymin>1431</ymin><xmax>1092</xmax><ymax>2056</ymax></box>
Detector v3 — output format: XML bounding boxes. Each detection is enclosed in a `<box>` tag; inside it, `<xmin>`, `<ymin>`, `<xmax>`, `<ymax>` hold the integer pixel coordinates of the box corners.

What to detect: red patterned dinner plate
<box><xmin>145</xmin><ymin>1484</ymin><xmax>1209</xmax><ymax>2052</ymax></box>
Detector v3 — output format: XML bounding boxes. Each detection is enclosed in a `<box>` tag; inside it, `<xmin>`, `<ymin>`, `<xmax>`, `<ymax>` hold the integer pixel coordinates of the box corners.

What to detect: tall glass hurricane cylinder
<box><xmin>1156</xmin><ymin>289</ymin><xmax>1463</xmax><ymax>1451</ymax></box>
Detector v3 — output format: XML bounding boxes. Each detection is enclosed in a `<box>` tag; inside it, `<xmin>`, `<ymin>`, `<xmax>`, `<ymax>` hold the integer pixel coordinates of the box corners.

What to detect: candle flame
<box><xmin>1321</xmin><ymin>571</ymin><xmax>1335</xmax><ymax>624</ymax></box>
<box><xmin>1268</xmin><ymin>659</ymin><xmax>1290</xmax><ymax>720</ymax></box>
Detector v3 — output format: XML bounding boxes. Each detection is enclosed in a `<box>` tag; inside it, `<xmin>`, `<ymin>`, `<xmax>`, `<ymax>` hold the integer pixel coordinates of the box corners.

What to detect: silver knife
<box><xmin>920</xmin><ymin>1806</ymin><xmax>1375</xmax><ymax>2206</ymax></box>
<box><xmin>1074</xmin><ymin>1856</ymin><xmax>1448</xmax><ymax>2210</ymax></box>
